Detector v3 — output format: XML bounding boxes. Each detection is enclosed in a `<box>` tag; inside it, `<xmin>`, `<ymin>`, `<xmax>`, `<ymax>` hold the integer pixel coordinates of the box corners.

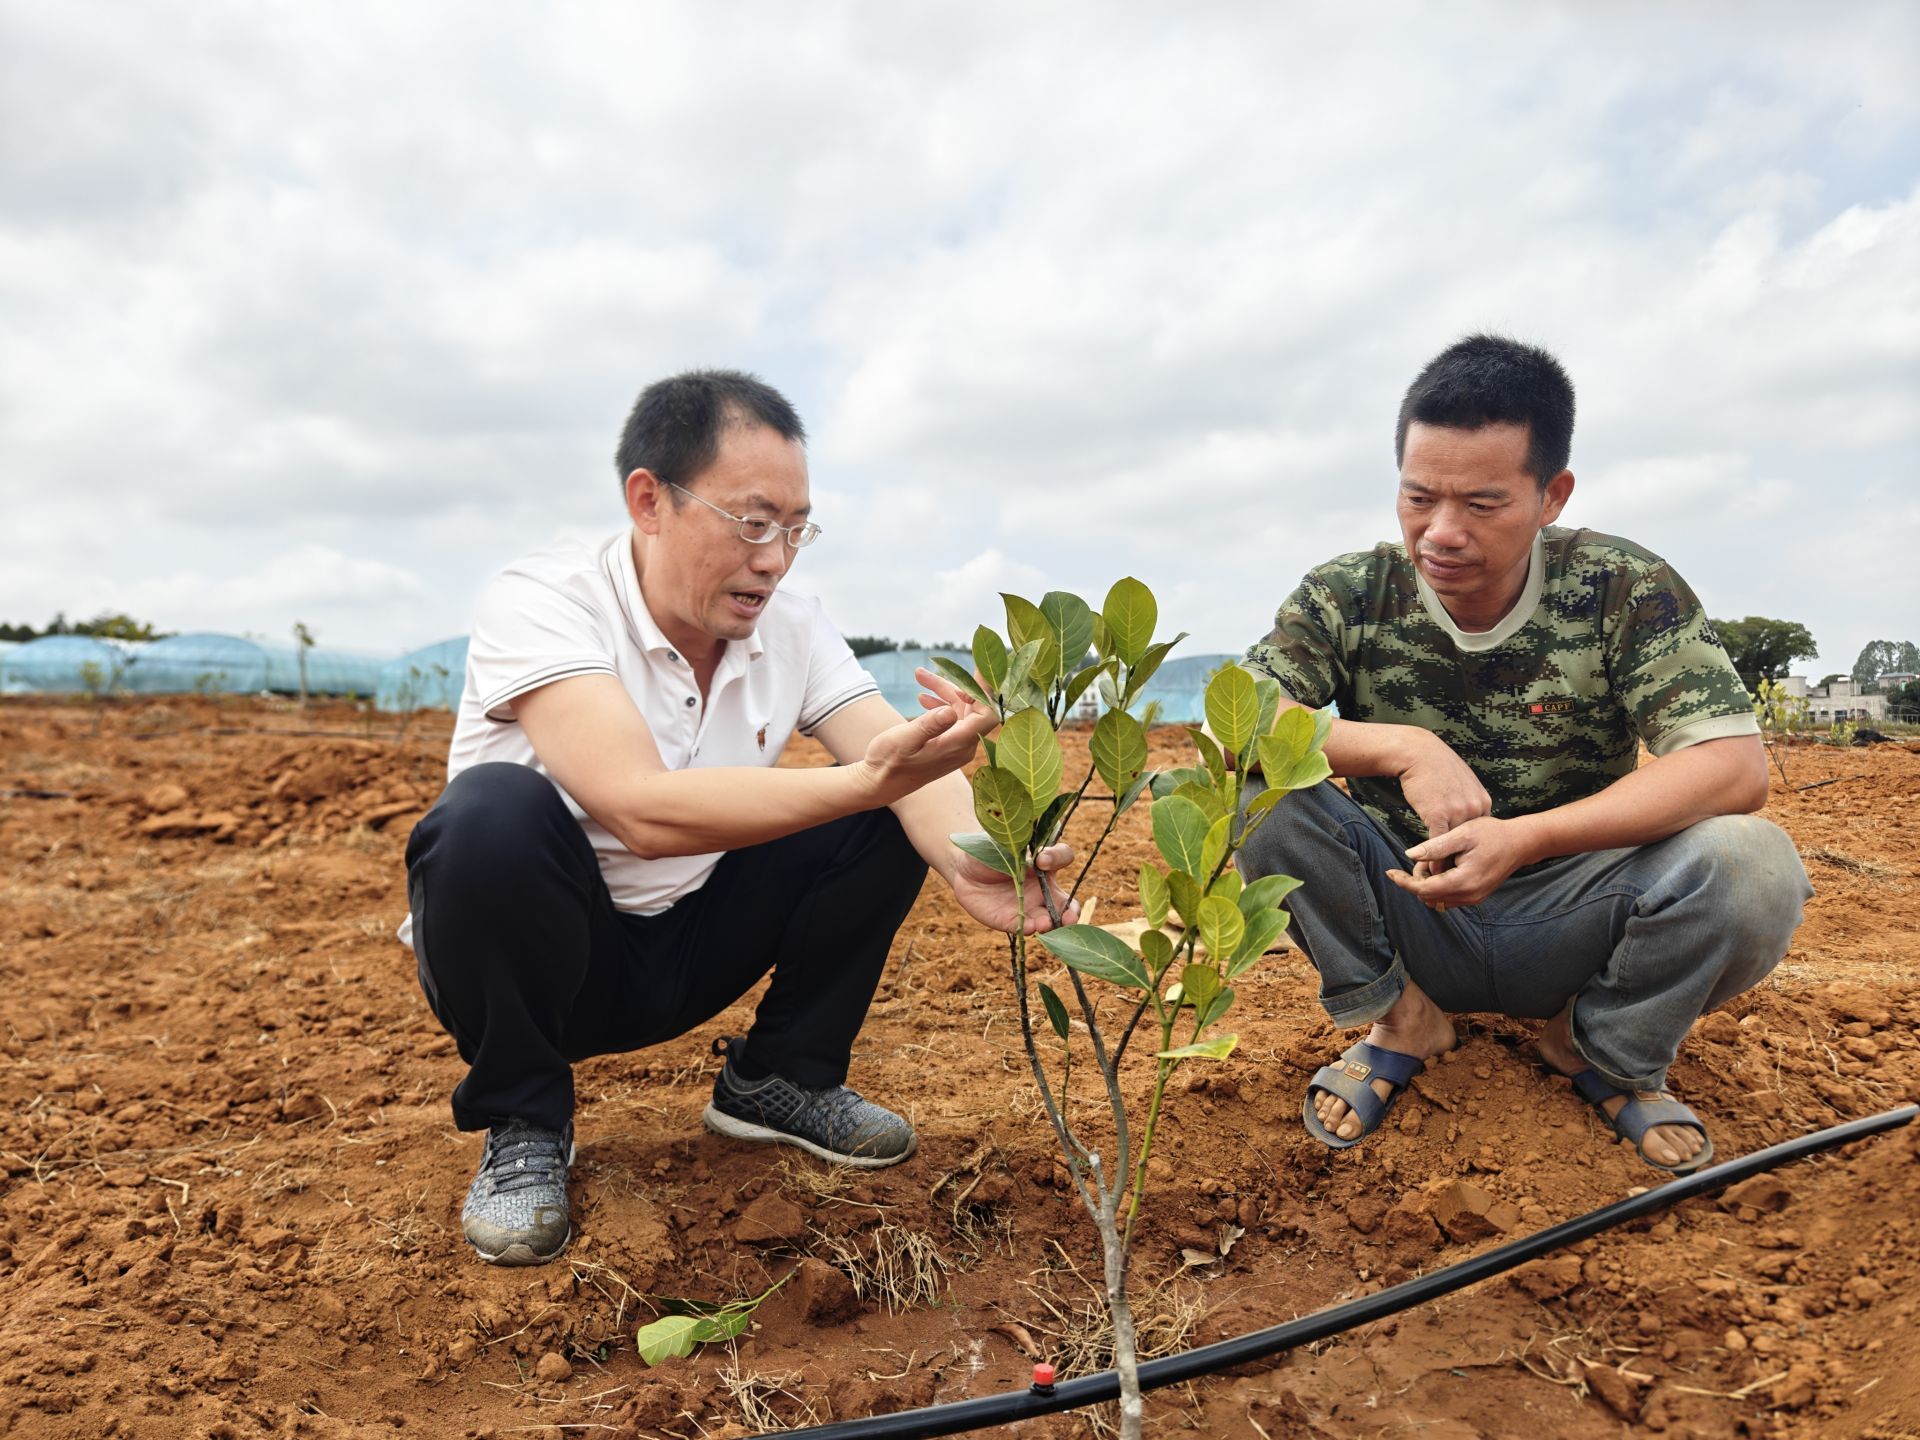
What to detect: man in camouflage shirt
<box><xmin>1239</xmin><ymin>334</ymin><xmax>1811</xmax><ymax>1173</ymax></box>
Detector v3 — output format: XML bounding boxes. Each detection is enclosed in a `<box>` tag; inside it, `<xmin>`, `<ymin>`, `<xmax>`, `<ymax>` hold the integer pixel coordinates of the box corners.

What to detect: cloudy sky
<box><xmin>3</xmin><ymin>3</ymin><xmax>1915</xmax><ymax>680</ymax></box>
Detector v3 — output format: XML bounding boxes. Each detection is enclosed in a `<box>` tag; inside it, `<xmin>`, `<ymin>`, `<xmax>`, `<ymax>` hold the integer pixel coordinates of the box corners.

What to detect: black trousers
<box><xmin>405</xmin><ymin>762</ymin><xmax>928</xmax><ymax>1132</ymax></box>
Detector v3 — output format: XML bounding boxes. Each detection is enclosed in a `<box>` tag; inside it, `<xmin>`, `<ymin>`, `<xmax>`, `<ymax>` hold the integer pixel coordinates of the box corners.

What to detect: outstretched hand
<box><xmin>951</xmin><ymin>840</ymin><xmax>1081</xmax><ymax>935</ymax></box>
<box><xmin>857</xmin><ymin>668</ymin><xmax>1000</xmax><ymax>805</ymax></box>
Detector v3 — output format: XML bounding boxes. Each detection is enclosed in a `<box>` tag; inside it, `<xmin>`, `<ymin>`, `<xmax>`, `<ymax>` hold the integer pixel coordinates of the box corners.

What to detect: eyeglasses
<box><xmin>666</xmin><ymin>482</ymin><xmax>823</xmax><ymax>548</ymax></box>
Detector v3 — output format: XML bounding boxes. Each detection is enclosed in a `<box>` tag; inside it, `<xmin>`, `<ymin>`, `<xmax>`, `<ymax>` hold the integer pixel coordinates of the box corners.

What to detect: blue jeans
<box><xmin>1237</xmin><ymin>780</ymin><xmax>1813</xmax><ymax>1092</ymax></box>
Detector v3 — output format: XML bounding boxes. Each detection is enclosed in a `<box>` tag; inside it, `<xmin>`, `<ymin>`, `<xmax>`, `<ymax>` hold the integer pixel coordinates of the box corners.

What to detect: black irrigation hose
<box><xmin>761</xmin><ymin>1104</ymin><xmax>1916</xmax><ymax>1440</ymax></box>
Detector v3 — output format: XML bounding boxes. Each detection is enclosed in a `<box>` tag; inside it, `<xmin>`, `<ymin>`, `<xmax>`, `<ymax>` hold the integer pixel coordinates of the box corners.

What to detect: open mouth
<box><xmin>728</xmin><ymin>591</ymin><xmax>768</xmax><ymax>614</ymax></box>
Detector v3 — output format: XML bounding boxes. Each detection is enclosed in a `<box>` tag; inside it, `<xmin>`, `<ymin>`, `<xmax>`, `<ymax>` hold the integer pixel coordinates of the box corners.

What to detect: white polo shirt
<box><xmin>409</xmin><ymin>530</ymin><xmax>879</xmax><ymax>931</ymax></box>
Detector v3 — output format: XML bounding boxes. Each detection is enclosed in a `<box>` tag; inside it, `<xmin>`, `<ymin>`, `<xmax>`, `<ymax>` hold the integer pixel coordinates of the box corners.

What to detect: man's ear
<box><xmin>1540</xmin><ymin>469</ymin><xmax>1574</xmax><ymax>527</ymax></box>
<box><xmin>626</xmin><ymin>469</ymin><xmax>666</xmax><ymax>532</ymax></box>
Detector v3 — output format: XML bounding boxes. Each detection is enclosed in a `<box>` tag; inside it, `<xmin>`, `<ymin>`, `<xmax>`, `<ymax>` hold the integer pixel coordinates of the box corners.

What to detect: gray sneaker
<box><xmin>461</xmin><ymin>1120</ymin><xmax>575</xmax><ymax>1265</ymax></box>
<box><xmin>702</xmin><ymin>1037</ymin><xmax>917</xmax><ymax>1168</ymax></box>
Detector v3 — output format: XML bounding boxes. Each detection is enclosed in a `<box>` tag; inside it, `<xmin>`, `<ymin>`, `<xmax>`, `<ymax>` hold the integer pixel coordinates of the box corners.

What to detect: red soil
<box><xmin>1</xmin><ymin>697</ymin><xmax>1916</xmax><ymax>1439</ymax></box>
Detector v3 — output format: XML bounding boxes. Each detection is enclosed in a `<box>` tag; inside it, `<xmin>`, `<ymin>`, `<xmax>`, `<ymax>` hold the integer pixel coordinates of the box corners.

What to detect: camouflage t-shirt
<box><xmin>1243</xmin><ymin>525</ymin><xmax>1758</xmax><ymax>848</ymax></box>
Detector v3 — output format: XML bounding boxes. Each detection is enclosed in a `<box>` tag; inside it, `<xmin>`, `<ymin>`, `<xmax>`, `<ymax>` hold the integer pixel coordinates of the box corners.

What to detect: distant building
<box><xmin>1792</xmin><ymin>675</ymin><xmax>1888</xmax><ymax>724</ymax></box>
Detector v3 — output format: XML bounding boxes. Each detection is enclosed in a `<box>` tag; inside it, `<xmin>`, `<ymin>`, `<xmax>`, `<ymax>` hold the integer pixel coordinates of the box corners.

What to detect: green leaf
<box><xmin>1000</xmin><ymin>638</ymin><xmax>1045</xmax><ymax>707</ymax></box>
<box><xmin>1194</xmin><ymin>987</ymin><xmax>1236</xmax><ymax>1033</ymax></box>
<box><xmin>1167</xmin><ymin>871</ymin><xmax>1203</xmax><ymax>930</ymax></box>
<box><xmin>1226</xmin><ymin>907</ymin><xmax>1290</xmax><ymax>979</ymax></box>
<box><xmin>951</xmin><ymin>830</ymin><xmax>1019</xmax><ymax>877</ymax></box>
<box><xmin>1140</xmin><ymin>928</ymin><xmax>1174</xmax><ymax>979</ymax></box>
<box><xmin>1264</xmin><ymin>748</ymin><xmax>1333</xmax><ymax>794</ymax></box>
<box><xmin>1239</xmin><ymin>873</ymin><xmax>1304</xmax><ymax>915</ymax></box>
<box><xmin>1186</xmin><ymin>726</ymin><xmax>1227</xmax><ymax>786</ymax></box>
<box><xmin>1150</xmin><ymin>766</ymin><xmax>1207</xmax><ymax>799</ymax></box>
<box><xmin>1208</xmin><ymin>869</ymin><xmax>1243</xmax><ymax>905</ymax></box>
<box><xmin>1122</xmin><ymin>633</ymin><xmax>1188</xmax><ymax>705</ymax></box>
<box><xmin>973</xmin><ymin>626</ymin><xmax>1008</xmax><ymax>697</ymax></box>
<box><xmin>1090</xmin><ymin>708</ymin><xmax>1147</xmax><ymax>796</ymax></box>
<box><xmin>1003</xmin><ymin>594</ymin><xmax>1060</xmax><ymax>688</ymax></box>
<box><xmin>1096</xmin><ymin>668</ymin><xmax>1122</xmax><ymax>713</ymax></box>
<box><xmin>1197</xmin><ymin>894</ymin><xmax>1244</xmax><ymax>960</ymax></box>
<box><xmin>1063</xmin><ymin>660</ymin><xmax>1108</xmax><ymax>714</ymax></box>
<box><xmin>1253</xmin><ymin>676</ymin><xmax>1282</xmax><ymax>742</ymax></box>
<box><xmin>1157</xmin><ymin>1035</ymin><xmax>1238</xmax><ymax>1061</ymax></box>
<box><xmin>1204</xmin><ymin>665</ymin><xmax>1259</xmax><ymax>757</ymax></box>
<box><xmin>1199</xmin><ymin>812</ymin><xmax>1231</xmax><ymax>880</ymax></box>
<box><xmin>1101</xmin><ymin>577</ymin><xmax>1156</xmax><ymax>667</ymax></box>
<box><xmin>1151</xmin><ymin>794</ymin><xmax>1209</xmax><ymax>876</ymax></box>
<box><xmin>1090</xmin><ymin>613</ymin><xmax>1111</xmax><ymax>661</ymax></box>
<box><xmin>1179</xmin><ymin>963</ymin><xmax>1221</xmax><ymax>1014</ymax></box>
<box><xmin>971</xmin><ymin>768</ymin><xmax>1033</xmax><ymax>859</ymax></box>
<box><xmin>1267</xmin><ymin>705</ymin><xmax>1316</xmax><ymax>764</ymax></box>
<box><xmin>998</xmin><ymin>707</ymin><xmax>1062</xmax><ymax>805</ymax></box>
<box><xmin>928</xmin><ymin>656</ymin><xmax>993</xmax><ymax>710</ymax></box>
<box><xmin>1256</xmin><ymin>728</ymin><xmax>1333</xmax><ymax>793</ymax></box>
<box><xmin>1138</xmin><ymin>863</ymin><xmax>1169</xmax><ymax>928</ymax></box>
<box><xmin>1310</xmin><ymin>705</ymin><xmax>1334</xmax><ymax>753</ymax></box>
<box><xmin>1040</xmin><ymin>591</ymin><xmax>1095</xmax><ymax>674</ymax></box>
<box><xmin>1114</xmin><ymin>769</ymin><xmax>1153</xmax><ymax>818</ymax></box>
<box><xmin>689</xmin><ymin>1309</ymin><xmax>752</xmax><ymax>1343</ymax></box>
<box><xmin>1173</xmin><ymin>780</ymin><xmax>1226</xmax><ymax>828</ymax></box>
<box><xmin>1037</xmin><ymin>981</ymin><xmax>1070</xmax><ymax>1041</ymax></box>
<box><xmin>636</xmin><ymin>1314</ymin><xmax>706</xmax><ymax>1365</ymax></box>
<box><xmin>1037</xmin><ymin>925</ymin><xmax>1151</xmax><ymax>989</ymax></box>
<box><xmin>1243</xmin><ymin>784</ymin><xmax>1283</xmax><ymax>821</ymax></box>
<box><xmin>1031</xmin><ymin>790</ymin><xmax>1075</xmax><ymax>850</ymax></box>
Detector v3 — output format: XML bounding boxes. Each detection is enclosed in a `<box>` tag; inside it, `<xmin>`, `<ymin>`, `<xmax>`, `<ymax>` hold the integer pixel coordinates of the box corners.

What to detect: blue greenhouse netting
<box><xmin>0</xmin><ymin>635</ymin><xmax>131</xmax><ymax>694</ymax></box>
<box><xmin>122</xmin><ymin>633</ymin><xmax>271</xmax><ymax>695</ymax></box>
<box><xmin>378</xmin><ymin>638</ymin><xmax>470</xmax><ymax>712</ymax></box>
<box><xmin>856</xmin><ymin>648</ymin><xmax>973</xmax><ymax>716</ymax></box>
<box><xmin>259</xmin><ymin>644</ymin><xmax>386</xmax><ymax>698</ymax></box>
<box><xmin>1130</xmin><ymin>653</ymin><xmax>1240</xmax><ymax>724</ymax></box>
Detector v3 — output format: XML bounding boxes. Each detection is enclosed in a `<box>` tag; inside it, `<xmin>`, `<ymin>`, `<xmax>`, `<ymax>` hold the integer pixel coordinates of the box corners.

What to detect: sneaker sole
<box><xmin>469</xmin><ymin>1229</ymin><xmax>573</xmax><ymax>1267</ymax></box>
<box><xmin>701</xmin><ymin>1104</ymin><xmax>918</xmax><ymax>1169</ymax></box>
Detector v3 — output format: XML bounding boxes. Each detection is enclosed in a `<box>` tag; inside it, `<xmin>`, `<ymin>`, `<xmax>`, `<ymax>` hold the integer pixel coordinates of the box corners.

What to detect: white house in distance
<box><xmin>1779</xmin><ymin>675</ymin><xmax>1904</xmax><ymax>724</ymax></box>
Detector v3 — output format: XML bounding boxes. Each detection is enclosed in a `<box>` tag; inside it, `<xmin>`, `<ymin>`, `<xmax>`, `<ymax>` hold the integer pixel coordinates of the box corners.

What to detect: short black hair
<box><xmin>614</xmin><ymin>369</ymin><xmax>806</xmax><ymax>495</ymax></box>
<box><xmin>1394</xmin><ymin>334</ymin><xmax>1576</xmax><ymax>486</ymax></box>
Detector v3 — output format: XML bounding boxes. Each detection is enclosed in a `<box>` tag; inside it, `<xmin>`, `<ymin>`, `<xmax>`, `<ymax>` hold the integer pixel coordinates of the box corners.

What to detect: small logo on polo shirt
<box><xmin>1529</xmin><ymin>698</ymin><xmax>1576</xmax><ymax>716</ymax></box>
<box><xmin>757</xmin><ymin>724</ymin><xmax>768</xmax><ymax>751</ymax></box>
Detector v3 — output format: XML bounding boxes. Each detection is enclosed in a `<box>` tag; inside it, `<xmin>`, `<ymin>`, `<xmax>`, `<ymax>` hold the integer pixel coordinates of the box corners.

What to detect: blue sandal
<box><xmin>1570</xmin><ymin>1069</ymin><xmax>1715</xmax><ymax>1175</ymax></box>
<box><xmin>1302</xmin><ymin>1041</ymin><xmax>1427</xmax><ymax>1149</ymax></box>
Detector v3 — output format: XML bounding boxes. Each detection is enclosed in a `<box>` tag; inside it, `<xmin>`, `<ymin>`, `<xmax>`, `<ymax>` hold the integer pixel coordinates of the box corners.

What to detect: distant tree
<box><xmin>845</xmin><ymin>635</ymin><xmax>898</xmax><ymax>658</ymax></box>
<box><xmin>0</xmin><ymin>621</ymin><xmax>37</xmax><ymax>642</ymax></box>
<box><xmin>1885</xmin><ymin>677</ymin><xmax>1920</xmax><ymax>721</ymax></box>
<box><xmin>1712</xmin><ymin>616</ymin><xmax>1818</xmax><ymax>685</ymax></box>
<box><xmin>1851</xmin><ymin>639</ymin><xmax>1920</xmax><ymax>691</ymax></box>
<box><xmin>1819</xmin><ymin>673</ymin><xmax>1844</xmax><ymax>689</ymax></box>
<box><xmin>292</xmin><ymin>621</ymin><xmax>315</xmax><ymax>709</ymax></box>
<box><xmin>75</xmin><ymin>612</ymin><xmax>170</xmax><ymax>641</ymax></box>
<box><xmin>44</xmin><ymin>612</ymin><xmax>71</xmax><ymax>635</ymax></box>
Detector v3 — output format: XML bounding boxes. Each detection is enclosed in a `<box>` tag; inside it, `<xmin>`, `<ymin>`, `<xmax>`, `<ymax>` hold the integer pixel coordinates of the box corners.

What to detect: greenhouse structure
<box><xmin>0</xmin><ymin>632</ymin><xmax>384</xmax><ymax>699</ymax></box>
<box><xmin>0</xmin><ymin>631</ymin><xmax>1244</xmax><ymax>725</ymax></box>
<box><xmin>377</xmin><ymin>638</ymin><xmax>470</xmax><ymax>713</ymax></box>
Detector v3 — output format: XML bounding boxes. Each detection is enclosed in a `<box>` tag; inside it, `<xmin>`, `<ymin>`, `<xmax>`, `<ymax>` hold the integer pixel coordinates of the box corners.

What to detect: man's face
<box><xmin>628</xmin><ymin>422</ymin><xmax>811</xmax><ymax>651</ymax></box>
<box><xmin>1396</xmin><ymin>421</ymin><xmax>1572</xmax><ymax>625</ymax></box>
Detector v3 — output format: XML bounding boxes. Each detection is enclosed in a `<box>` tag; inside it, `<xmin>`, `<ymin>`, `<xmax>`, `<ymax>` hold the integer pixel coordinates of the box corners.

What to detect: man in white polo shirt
<box><xmin>404</xmin><ymin>369</ymin><xmax>1069</xmax><ymax>1265</ymax></box>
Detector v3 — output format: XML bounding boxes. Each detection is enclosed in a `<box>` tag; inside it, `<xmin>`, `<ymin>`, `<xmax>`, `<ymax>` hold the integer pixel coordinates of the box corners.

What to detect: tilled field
<box><xmin>2</xmin><ymin>697</ymin><xmax>1917</xmax><ymax>1439</ymax></box>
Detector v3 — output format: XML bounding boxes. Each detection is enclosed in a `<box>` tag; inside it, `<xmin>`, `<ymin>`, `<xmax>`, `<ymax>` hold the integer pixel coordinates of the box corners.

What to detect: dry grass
<box><xmin>716</xmin><ymin>1351</ymin><xmax>823</xmax><ymax>1430</ymax></box>
<box><xmin>775</xmin><ymin>1153</ymin><xmax>861</xmax><ymax>1206</ymax></box>
<box><xmin>816</xmin><ymin>1221</ymin><xmax>951</xmax><ymax>1314</ymax></box>
<box><xmin>1802</xmin><ymin>845</ymin><xmax>1905</xmax><ymax>884</ymax></box>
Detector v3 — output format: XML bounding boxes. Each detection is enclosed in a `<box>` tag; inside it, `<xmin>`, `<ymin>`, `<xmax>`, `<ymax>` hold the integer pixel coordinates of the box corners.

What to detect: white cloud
<box><xmin>1</xmin><ymin>0</ymin><xmax>1916</xmax><ymax>686</ymax></box>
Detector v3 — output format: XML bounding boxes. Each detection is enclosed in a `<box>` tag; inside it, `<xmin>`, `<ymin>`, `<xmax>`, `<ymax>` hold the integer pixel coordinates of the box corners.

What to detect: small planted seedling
<box><xmin>949</xmin><ymin>578</ymin><xmax>1329</xmax><ymax>1440</ymax></box>
<box><xmin>634</xmin><ymin>1272</ymin><xmax>790</xmax><ymax>1366</ymax></box>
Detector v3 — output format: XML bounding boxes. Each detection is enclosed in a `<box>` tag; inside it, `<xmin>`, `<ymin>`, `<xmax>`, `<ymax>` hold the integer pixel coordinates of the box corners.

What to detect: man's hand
<box><xmin>1387</xmin><ymin>815</ymin><xmax>1538</xmax><ymax>909</ymax></box>
<box><xmin>1397</xmin><ymin>730</ymin><xmax>1493</xmax><ymax>843</ymax></box>
<box><xmin>854</xmin><ymin>668</ymin><xmax>999</xmax><ymax>806</ymax></box>
<box><xmin>950</xmin><ymin>841</ymin><xmax>1081</xmax><ymax>935</ymax></box>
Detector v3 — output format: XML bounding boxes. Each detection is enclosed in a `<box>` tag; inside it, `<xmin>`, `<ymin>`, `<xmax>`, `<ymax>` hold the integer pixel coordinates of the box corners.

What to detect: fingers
<box><xmin>1034</xmin><ymin>842</ymin><xmax>1076</xmax><ymax>872</ymax></box>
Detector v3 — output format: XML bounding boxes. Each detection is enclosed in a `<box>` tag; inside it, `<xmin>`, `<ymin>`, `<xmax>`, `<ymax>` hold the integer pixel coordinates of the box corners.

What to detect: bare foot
<box><xmin>1538</xmin><ymin>1007</ymin><xmax>1705</xmax><ymax>1169</ymax></box>
<box><xmin>1311</xmin><ymin>979</ymin><xmax>1459</xmax><ymax>1142</ymax></box>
